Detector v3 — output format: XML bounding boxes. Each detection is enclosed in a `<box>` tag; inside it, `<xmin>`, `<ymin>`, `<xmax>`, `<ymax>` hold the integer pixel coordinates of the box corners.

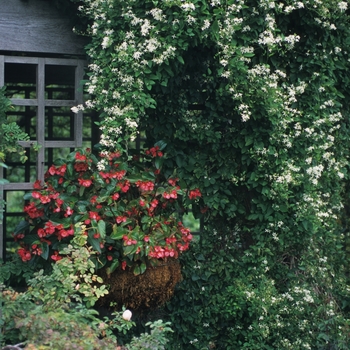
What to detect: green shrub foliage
<box><xmin>74</xmin><ymin>0</ymin><xmax>350</xmax><ymax>347</ymax></box>
<box><xmin>5</xmin><ymin>0</ymin><xmax>350</xmax><ymax>347</ymax></box>
<box><xmin>0</xmin><ymin>87</ymin><xmax>29</xmax><ymax>164</ymax></box>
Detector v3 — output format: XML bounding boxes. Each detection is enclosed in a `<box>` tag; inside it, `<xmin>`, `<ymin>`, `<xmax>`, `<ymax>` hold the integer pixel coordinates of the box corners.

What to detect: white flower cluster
<box><xmin>238</xmin><ymin>103</ymin><xmax>251</xmax><ymax>122</ymax></box>
<box><xmin>148</xmin><ymin>8</ymin><xmax>165</xmax><ymax>21</ymax></box>
<box><xmin>338</xmin><ymin>2</ymin><xmax>348</xmax><ymax>12</ymax></box>
<box><xmin>181</xmin><ymin>3</ymin><xmax>196</xmax><ymax>11</ymax></box>
<box><xmin>70</xmin><ymin>104</ymin><xmax>85</xmax><ymax>114</ymax></box>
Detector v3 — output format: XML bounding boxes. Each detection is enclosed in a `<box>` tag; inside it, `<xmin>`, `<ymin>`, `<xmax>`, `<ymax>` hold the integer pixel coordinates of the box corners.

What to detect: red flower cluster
<box><xmin>24</xmin><ymin>202</ymin><xmax>44</xmax><ymax>219</ymax></box>
<box><xmin>163</xmin><ymin>190</ymin><xmax>178</xmax><ymax>199</ymax></box>
<box><xmin>136</xmin><ymin>180</ymin><xmax>155</xmax><ymax>192</ymax></box>
<box><xmin>13</xmin><ymin>144</ymin><xmax>204</xmax><ymax>275</ymax></box>
<box><xmin>189</xmin><ymin>188</ymin><xmax>202</xmax><ymax>200</ymax></box>
<box><xmin>18</xmin><ymin>247</ymin><xmax>32</xmax><ymax>261</ymax></box>
<box><xmin>145</xmin><ymin>145</ymin><xmax>163</xmax><ymax>157</ymax></box>
<box><xmin>78</xmin><ymin>178</ymin><xmax>93</xmax><ymax>187</ymax></box>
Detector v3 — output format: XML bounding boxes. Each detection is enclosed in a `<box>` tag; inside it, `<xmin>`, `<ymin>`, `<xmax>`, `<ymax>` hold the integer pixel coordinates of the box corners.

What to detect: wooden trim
<box><xmin>11</xmin><ymin>99</ymin><xmax>78</xmax><ymax>107</ymax></box>
<box><xmin>75</xmin><ymin>61</ymin><xmax>84</xmax><ymax>147</ymax></box>
<box><xmin>4</xmin><ymin>56</ymin><xmax>39</xmax><ymax>64</ymax></box>
<box><xmin>45</xmin><ymin>58</ymin><xmax>85</xmax><ymax>66</ymax></box>
<box><xmin>18</xmin><ymin>141</ymin><xmax>38</xmax><ymax>148</ymax></box>
<box><xmin>17</xmin><ymin>141</ymin><xmax>78</xmax><ymax>149</ymax></box>
<box><xmin>10</xmin><ymin>98</ymin><xmax>38</xmax><ymax>106</ymax></box>
<box><xmin>4</xmin><ymin>56</ymin><xmax>85</xmax><ymax>66</ymax></box>
<box><xmin>44</xmin><ymin>141</ymin><xmax>77</xmax><ymax>148</ymax></box>
<box><xmin>3</xmin><ymin>183</ymin><xmax>34</xmax><ymax>191</ymax></box>
<box><xmin>0</xmin><ymin>55</ymin><xmax>5</xmax><ymax>259</ymax></box>
<box><xmin>0</xmin><ymin>55</ymin><xmax>4</xmax><ymax>86</ymax></box>
<box><xmin>45</xmin><ymin>100</ymin><xmax>77</xmax><ymax>107</ymax></box>
<box><xmin>36</xmin><ymin>58</ymin><xmax>45</xmax><ymax>183</ymax></box>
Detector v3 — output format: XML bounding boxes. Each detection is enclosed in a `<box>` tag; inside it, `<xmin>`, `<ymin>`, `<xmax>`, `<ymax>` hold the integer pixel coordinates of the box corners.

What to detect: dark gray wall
<box><xmin>0</xmin><ymin>0</ymin><xmax>87</xmax><ymax>56</ymax></box>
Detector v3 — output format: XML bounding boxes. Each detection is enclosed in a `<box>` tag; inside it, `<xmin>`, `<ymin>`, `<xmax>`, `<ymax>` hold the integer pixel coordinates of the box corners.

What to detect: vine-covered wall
<box><xmin>55</xmin><ymin>0</ymin><xmax>350</xmax><ymax>347</ymax></box>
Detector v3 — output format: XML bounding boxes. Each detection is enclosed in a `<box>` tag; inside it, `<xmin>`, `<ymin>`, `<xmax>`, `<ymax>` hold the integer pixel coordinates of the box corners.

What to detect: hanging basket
<box><xmin>97</xmin><ymin>259</ymin><xmax>182</xmax><ymax>310</ymax></box>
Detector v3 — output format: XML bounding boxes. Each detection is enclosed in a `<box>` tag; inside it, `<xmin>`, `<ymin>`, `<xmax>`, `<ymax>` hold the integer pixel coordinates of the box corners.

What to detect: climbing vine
<box><xmin>38</xmin><ymin>0</ymin><xmax>350</xmax><ymax>347</ymax></box>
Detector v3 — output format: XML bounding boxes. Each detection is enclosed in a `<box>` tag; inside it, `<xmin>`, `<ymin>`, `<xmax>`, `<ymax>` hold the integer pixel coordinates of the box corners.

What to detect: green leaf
<box><xmin>79</xmin><ymin>185</ymin><xmax>85</xmax><ymax>197</ymax></box>
<box><xmin>41</xmin><ymin>242</ymin><xmax>49</xmax><ymax>260</ymax></box>
<box><xmin>176</xmin><ymin>155</ymin><xmax>184</xmax><ymax>167</ymax></box>
<box><xmin>177</xmin><ymin>56</ymin><xmax>185</xmax><ymax>64</ymax></box>
<box><xmin>97</xmin><ymin>220</ymin><xmax>106</xmax><ymax>239</ymax></box>
<box><xmin>23</xmin><ymin>192</ymin><xmax>33</xmax><ymax>200</ymax></box>
<box><xmin>211</xmin><ymin>20</ymin><xmax>219</xmax><ymax>40</ymax></box>
<box><xmin>13</xmin><ymin>220</ymin><xmax>30</xmax><ymax>235</ymax></box>
<box><xmin>155</xmin><ymin>156</ymin><xmax>164</xmax><ymax>169</ymax></box>
<box><xmin>141</xmin><ymin>215</ymin><xmax>150</xmax><ymax>224</ymax></box>
<box><xmin>87</xmin><ymin>234</ymin><xmax>101</xmax><ymax>253</ymax></box>
<box><xmin>108</xmin><ymin>259</ymin><xmax>120</xmax><ymax>273</ymax></box>
<box><xmin>124</xmin><ymin>245</ymin><xmax>138</xmax><ymax>255</ymax></box>
<box><xmin>155</xmin><ymin>140</ymin><xmax>167</xmax><ymax>150</ymax></box>
<box><xmin>133</xmin><ymin>262</ymin><xmax>146</xmax><ymax>275</ymax></box>
<box><xmin>279</xmin><ymin>204</ymin><xmax>288</xmax><ymax>213</ymax></box>
<box><xmin>51</xmin><ymin>218</ymin><xmax>72</xmax><ymax>228</ymax></box>
<box><xmin>191</xmin><ymin>274</ymin><xmax>200</xmax><ymax>281</ymax></box>
<box><xmin>110</xmin><ymin>225</ymin><xmax>128</xmax><ymax>240</ymax></box>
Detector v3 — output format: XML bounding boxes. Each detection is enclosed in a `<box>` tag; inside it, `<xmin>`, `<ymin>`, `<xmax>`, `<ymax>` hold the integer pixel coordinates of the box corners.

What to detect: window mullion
<box><xmin>0</xmin><ymin>55</ymin><xmax>5</xmax><ymax>260</ymax></box>
<box><xmin>74</xmin><ymin>60</ymin><xmax>84</xmax><ymax>147</ymax></box>
<box><xmin>0</xmin><ymin>55</ymin><xmax>4</xmax><ymax>86</ymax></box>
<box><xmin>36</xmin><ymin>58</ymin><xmax>45</xmax><ymax>183</ymax></box>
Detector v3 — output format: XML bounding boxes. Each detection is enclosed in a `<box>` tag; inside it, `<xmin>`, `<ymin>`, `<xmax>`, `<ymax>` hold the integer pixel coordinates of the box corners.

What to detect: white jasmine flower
<box><xmin>338</xmin><ymin>2</ymin><xmax>348</xmax><ymax>11</ymax></box>
<box><xmin>181</xmin><ymin>3</ymin><xmax>196</xmax><ymax>11</ymax></box>
<box><xmin>71</xmin><ymin>106</ymin><xmax>79</xmax><ymax>114</ymax></box>
<box><xmin>101</xmin><ymin>36</ymin><xmax>112</xmax><ymax>49</ymax></box>
<box><xmin>202</xmin><ymin>19</ymin><xmax>211</xmax><ymax>31</ymax></box>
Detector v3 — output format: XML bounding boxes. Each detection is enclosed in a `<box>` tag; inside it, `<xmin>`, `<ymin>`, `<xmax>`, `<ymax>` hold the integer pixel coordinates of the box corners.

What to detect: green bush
<box><xmin>0</xmin><ymin>231</ymin><xmax>173</xmax><ymax>349</ymax></box>
<box><xmin>165</xmin><ymin>225</ymin><xmax>350</xmax><ymax>349</ymax></box>
<box><xmin>0</xmin><ymin>87</ymin><xmax>29</xmax><ymax>164</ymax></box>
<box><xmin>4</xmin><ymin>0</ymin><xmax>350</xmax><ymax>348</ymax></box>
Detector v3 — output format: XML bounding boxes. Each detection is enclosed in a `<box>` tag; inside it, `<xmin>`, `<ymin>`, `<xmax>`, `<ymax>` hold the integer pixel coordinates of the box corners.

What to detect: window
<box><xmin>0</xmin><ymin>55</ymin><xmax>91</xmax><ymax>260</ymax></box>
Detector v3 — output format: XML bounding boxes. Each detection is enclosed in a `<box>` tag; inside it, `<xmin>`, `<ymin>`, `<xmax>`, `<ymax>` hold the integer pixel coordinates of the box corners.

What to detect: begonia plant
<box><xmin>13</xmin><ymin>142</ymin><xmax>202</xmax><ymax>275</ymax></box>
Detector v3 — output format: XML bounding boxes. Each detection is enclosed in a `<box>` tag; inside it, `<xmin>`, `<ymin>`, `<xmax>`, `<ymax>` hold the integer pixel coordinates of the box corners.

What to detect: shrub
<box><xmin>1</xmin><ymin>229</ymin><xmax>173</xmax><ymax>349</ymax></box>
<box><xmin>13</xmin><ymin>144</ymin><xmax>202</xmax><ymax>275</ymax></box>
<box><xmin>164</xmin><ymin>225</ymin><xmax>350</xmax><ymax>349</ymax></box>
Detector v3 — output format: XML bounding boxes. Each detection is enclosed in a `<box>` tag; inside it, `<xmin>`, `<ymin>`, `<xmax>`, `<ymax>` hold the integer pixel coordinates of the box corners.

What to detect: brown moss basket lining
<box><xmin>98</xmin><ymin>259</ymin><xmax>182</xmax><ymax>310</ymax></box>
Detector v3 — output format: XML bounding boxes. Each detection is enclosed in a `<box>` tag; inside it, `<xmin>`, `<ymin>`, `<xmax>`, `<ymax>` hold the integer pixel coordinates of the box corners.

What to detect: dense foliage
<box><xmin>74</xmin><ymin>0</ymin><xmax>350</xmax><ymax>348</ymax></box>
<box><xmin>0</xmin><ymin>87</ymin><xmax>30</xmax><ymax>224</ymax></box>
<box><xmin>0</xmin><ymin>87</ymin><xmax>29</xmax><ymax>165</ymax></box>
<box><xmin>1</xmin><ymin>232</ymin><xmax>173</xmax><ymax>348</ymax></box>
<box><xmin>2</xmin><ymin>0</ymin><xmax>350</xmax><ymax>348</ymax></box>
<box><xmin>13</xmin><ymin>144</ymin><xmax>201</xmax><ymax>275</ymax></box>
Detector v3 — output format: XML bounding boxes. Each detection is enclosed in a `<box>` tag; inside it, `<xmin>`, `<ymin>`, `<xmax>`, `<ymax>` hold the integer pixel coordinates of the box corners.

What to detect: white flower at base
<box><xmin>122</xmin><ymin>309</ymin><xmax>132</xmax><ymax>321</ymax></box>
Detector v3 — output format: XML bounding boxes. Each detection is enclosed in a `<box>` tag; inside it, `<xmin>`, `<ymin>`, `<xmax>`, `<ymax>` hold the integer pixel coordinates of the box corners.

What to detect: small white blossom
<box><xmin>338</xmin><ymin>2</ymin><xmax>348</xmax><ymax>12</ymax></box>
<box><xmin>122</xmin><ymin>309</ymin><xmax>132</xmax><ymax>321</ymax></box>
<box><xmin>101</xmin><ymin>36</ymin><xmax>112</xmax><ymax>49</ymax></box>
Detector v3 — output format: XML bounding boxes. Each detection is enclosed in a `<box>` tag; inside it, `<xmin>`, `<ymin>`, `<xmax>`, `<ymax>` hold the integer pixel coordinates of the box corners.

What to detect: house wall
<box><xmin>0</xmin><ymin>0</ymin><xmax>87</xmax><ymax>56</ymax></box>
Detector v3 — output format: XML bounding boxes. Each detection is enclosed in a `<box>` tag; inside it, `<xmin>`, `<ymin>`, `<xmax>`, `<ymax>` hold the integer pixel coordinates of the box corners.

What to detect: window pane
<box><xmin>4</xmin><ymin>63</ymin><xmax>37</xmax><ymax>99</ymax></box>
<box><xmin>3</xmin><ymin>149</ymin><xmax>36</xmax><ymax>183</ymax></box>
<box><xmin>6</xmin><ymin>105</ymin><xmax>37</xmax><ymax>139</ymax></box>
<box><xmin>45</xmin><ymin>106</ymin><xmax>74</xmax><ymax>140</ymax></box>
<box><xmin>5</xmin><ymin>191</ymin><xmax>26</xmax><ymax>213</ymax></box>
<box><xmin>46</xmin><ymin>148</ymin><xmax>73</xmax><ymax>166</ymax></box>
<box><xmin>45</xmin><ymin>65</ymin><xmax>75</xmax><ymax>100</ymax></box>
